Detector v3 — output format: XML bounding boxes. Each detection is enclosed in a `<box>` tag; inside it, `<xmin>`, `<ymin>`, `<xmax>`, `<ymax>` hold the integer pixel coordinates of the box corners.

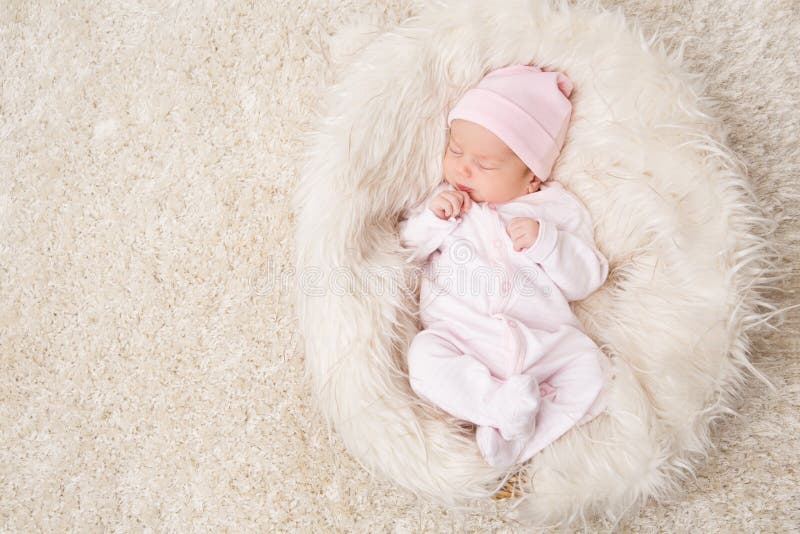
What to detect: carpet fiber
<box><xmin>1</xmin><ymin>0</ymin><xmax>797</xmax><ymax>530</ymax></box>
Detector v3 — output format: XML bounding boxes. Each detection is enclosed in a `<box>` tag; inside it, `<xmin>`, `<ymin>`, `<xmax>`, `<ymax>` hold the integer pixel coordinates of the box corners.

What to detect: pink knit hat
<box><xmin>447</xmin><ymin>64</ymin><xmax>574</xmax><ymax>181</ymax></box>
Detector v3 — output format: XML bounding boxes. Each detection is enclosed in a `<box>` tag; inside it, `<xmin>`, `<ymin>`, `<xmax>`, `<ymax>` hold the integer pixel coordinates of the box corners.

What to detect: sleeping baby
<box><xmin>399</xmin><ymin>64</ymin><xmax>611</xmax><ymax>468</ymax></box>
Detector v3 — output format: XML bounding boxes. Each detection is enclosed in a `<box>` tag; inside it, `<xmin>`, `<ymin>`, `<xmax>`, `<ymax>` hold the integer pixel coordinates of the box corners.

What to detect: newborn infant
<box><xmin>399</xmin><ymin>65</ymin><xmax>611</xmax><ymax>468</ymax></box>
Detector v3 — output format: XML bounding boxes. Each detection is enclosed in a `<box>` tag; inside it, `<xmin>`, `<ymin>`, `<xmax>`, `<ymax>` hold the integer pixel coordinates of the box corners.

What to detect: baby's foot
<box><xmin>488</xmin><ymin>374</ymin><xmax>540</xmax><ymax>441</ymax></box>
<box><xmin>475</xmin><ymin>425</ymin><xmax>527</xmax><ymax>468</ymax></box>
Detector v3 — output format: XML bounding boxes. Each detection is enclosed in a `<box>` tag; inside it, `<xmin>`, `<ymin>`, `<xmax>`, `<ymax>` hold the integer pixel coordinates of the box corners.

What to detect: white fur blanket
<box><xmin>293</xmin><ymin>0</ymin><xmax>782</xmax><ymax>527</ymax></box>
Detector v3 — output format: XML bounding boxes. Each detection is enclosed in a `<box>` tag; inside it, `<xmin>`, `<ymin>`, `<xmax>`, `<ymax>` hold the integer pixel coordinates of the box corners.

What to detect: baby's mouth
<box><xmin>456</xmin><ymin>183</ymin><xmax>473</xmax><ymax>192</ymax></box>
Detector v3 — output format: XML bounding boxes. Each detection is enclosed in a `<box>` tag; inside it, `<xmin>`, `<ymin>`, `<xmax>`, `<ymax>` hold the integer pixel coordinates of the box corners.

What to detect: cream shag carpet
<box><xmin>1</xmin><ymin>0</ymin><xmax>797</xmax><ymax>531</ymax></box>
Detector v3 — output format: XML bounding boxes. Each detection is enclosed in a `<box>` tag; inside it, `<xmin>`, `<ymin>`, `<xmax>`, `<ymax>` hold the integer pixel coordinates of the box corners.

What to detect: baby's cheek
<box><xmin>442</xmin><ymin>159</ymin><xmax>452</xmax><ymax>176</ymax></box>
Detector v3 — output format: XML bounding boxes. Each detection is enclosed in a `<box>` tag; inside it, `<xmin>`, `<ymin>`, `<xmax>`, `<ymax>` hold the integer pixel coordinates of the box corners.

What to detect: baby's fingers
<box><xmin>461</xmin><ymin>192</ymin><xmax>472</xmax><ymax>212</ymax></box>
<box><xmin>507</xmin><ymin>218</ymin><xmax>526</xmax><ymax>230</ymax></box>
<box><xmin>448</xmin><ymin>196</ymin><xmax>462</xmax><ymax>217</ymax></box>
<box><xmin>440</xmin><ymin>193</ymin><xmax>458</xmax><ymax>215</ymax></box>
<box><xmin>442</xmin><ymin>203</ymin><xmax>452</xmax><ymax>218</ymax></box>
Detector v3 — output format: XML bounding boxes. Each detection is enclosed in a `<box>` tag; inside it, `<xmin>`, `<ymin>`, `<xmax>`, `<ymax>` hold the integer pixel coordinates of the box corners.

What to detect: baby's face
<box><xmin>443</xmin><ymin>119</ymin><xmax>540</xmax><ymax>203</ymax></box>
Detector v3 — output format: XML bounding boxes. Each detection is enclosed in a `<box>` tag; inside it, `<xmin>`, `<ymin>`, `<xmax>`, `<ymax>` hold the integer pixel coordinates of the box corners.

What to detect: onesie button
<box><xmin>487</xmin><ymin>202</ymin><xmax>496</xmax><ymax>210</ymax></box>
<box><xmin>507</xmin><ymin>319</ymin><xmax>516</xmax><ymax>327</ymax></box>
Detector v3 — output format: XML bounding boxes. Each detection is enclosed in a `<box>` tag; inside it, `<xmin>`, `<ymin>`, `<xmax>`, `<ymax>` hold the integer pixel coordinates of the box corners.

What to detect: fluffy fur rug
<box><xmin>2</xmin><ymin>0</ymin><xmax>797</xmax><ymax>531</ymax></box>
<box><xmin>294</xmin><ymin>0</ymin><xmax>792</xmax><ymax>529</ymax></box>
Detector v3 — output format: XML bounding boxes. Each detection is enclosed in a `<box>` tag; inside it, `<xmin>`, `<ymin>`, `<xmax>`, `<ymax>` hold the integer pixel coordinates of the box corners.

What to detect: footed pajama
<box><xmin>399</xmin><ymin>181</ymin><xmax>610</xmax><ymax>467</ymax></box>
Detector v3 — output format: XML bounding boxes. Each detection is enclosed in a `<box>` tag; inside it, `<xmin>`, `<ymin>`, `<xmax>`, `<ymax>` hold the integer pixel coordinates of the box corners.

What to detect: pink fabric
<box><xmin>447</xmin><ymin>64</ymin><xmax>574</xmax><ymax>181</ymax></box>
<box><xmin>399</xmin><ymin>181</ymin><xmax>611</xmax><ymax>468</ymax></box>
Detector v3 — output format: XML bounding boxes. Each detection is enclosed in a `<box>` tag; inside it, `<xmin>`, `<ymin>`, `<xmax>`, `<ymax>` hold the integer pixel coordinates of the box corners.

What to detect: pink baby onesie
<box><xmin>399</xmin><ymin>180</ymin><xmax>611</xmax><ymax>468</ymax></box>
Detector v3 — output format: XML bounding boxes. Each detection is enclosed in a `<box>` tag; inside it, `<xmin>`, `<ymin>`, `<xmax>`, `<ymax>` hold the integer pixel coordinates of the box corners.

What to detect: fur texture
<box><xmin>292</xmin><ymin>0</ymin><xmax>782</xmax><ymax>527</ymax></box>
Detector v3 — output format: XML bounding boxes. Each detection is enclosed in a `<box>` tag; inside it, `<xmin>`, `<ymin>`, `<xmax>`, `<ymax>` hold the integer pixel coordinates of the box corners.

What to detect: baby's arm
<box><xmin>521</xmin><ymin>192</ymin><xmax>609</xmax><ymax>301</ymax></box>
<box><xmin>398</xmin><ymin>183</ymin><xmax>461</xmax><ymax>263</ymax></box>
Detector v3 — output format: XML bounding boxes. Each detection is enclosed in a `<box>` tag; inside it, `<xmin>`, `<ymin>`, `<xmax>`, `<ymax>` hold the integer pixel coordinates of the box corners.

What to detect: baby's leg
<box><xmin>518</xmin><ymin>349</ymin><xmax>605</xmax><ymax>461</ymax></box>
<box><xmin>477</xmin><ymin>350</ymin><xmax>604</xmax><ymax>469</ymax></box>
<box><xmin>470</xmin><ymin>324</ymin><xmax>606</xmax><ymax>467</ymax></box>
<box><xmin>407</xmin><ymin>327</ymin><xmax>540</xmax><ymax>432</ymax></box>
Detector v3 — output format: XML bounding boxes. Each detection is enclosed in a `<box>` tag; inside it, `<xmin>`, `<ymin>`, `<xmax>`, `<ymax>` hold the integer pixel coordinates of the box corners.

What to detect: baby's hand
<box><xmin>506</xmin><ymin>217</ymin><xmax>540</xmax><ymax>252</ymax></box>
<box><xmin>428</xmin><ymin>190</ymin><xmax>472</xmax><ymax>220</ymax></box>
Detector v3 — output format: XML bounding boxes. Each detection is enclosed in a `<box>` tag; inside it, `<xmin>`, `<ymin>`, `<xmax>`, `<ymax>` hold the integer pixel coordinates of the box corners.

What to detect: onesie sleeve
<box><xmin>398</xmin><ymin>182</ymin><xmax>461</xmax><ymax>263</ymax></box>
<box><xmin>521</xmin><ymin>191</ymin><xmax>609</xmax><ymax>302</ymax></box>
